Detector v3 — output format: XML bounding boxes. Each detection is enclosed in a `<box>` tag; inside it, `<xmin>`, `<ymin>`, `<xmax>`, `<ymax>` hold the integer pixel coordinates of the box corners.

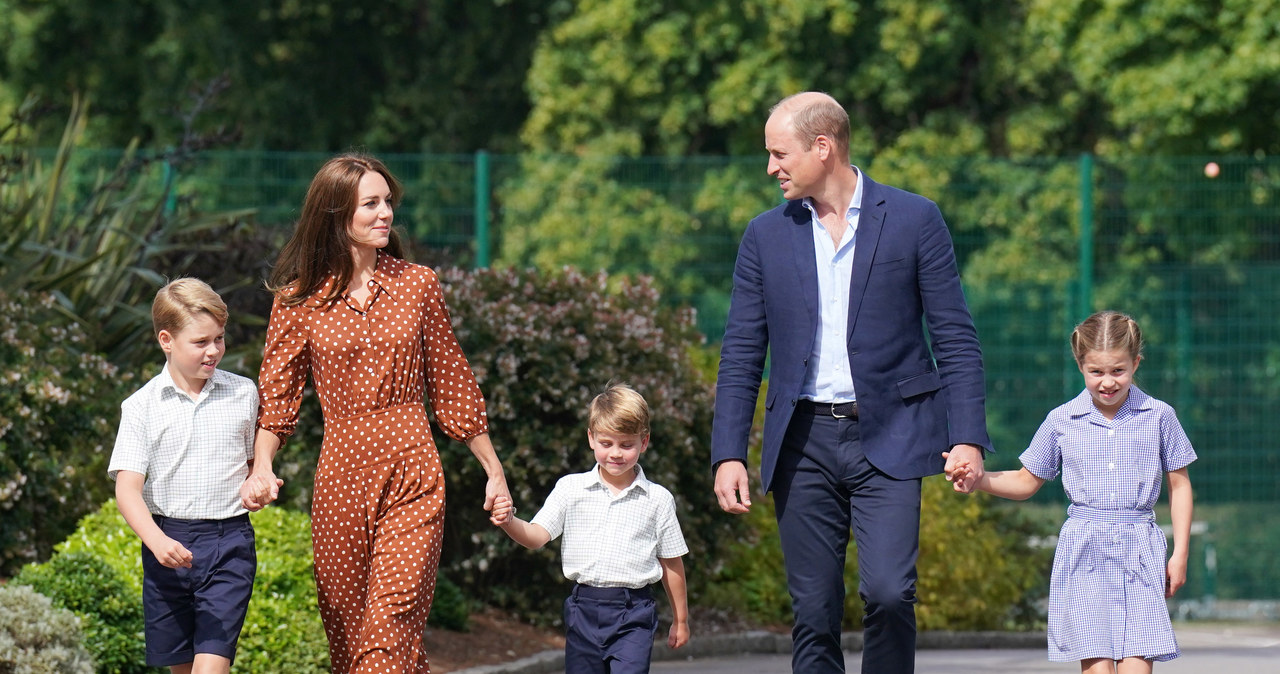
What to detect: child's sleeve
<box><xmin>1018</xmin><ymin>411</ymin><xmax>1063</xmax><ymax>481</ymax></box>
<box><xmin>655</xmin><ymin>489</ymin><xmax>689</xmax><ymax>559</ymax></box>
<box><xmin>107</xmin><ymin>398</ymin><xmax>149</xmax><ymax>481</ymax></box>
<box><xmin>243</xmin><ymin>383</ymin><xmax>260</xmax><ymax>464</ymax></box>
<box><xmin>1160</xmin><ymin>404</ymin><xmax>1197</xmax><ymax>471</ymax></box>
<box><xmin>530</xmin><ymin>477</ymin><xmax>571</xmax><ymax>541</ymax></box>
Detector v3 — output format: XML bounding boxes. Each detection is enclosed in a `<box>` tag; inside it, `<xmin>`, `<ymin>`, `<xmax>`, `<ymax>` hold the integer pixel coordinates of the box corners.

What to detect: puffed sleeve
<box><xmin>420</xmin><ymin>270</ymin><xmax>489</xmax><ymax>442</ymax></box>
<box><xmin>257</xmin><ymin>295</ymin><xmax>311</xmax><ymax>440</ymax></box>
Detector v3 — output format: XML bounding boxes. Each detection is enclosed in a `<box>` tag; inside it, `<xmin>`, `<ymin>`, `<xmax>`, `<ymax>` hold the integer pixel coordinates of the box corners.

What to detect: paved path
<box><xmin>651</xmin><ymin>624</ymin><xmax>1280</xmax><ymax>673</ymax></box>
<box><xmin>455</xmin><ymin>623</ymin><xmax>1280</xmax><ymax>674</ymax></box>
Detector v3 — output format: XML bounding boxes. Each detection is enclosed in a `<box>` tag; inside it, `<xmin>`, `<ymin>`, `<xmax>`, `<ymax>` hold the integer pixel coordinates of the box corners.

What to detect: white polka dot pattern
<box><xmin>257</xmin><ymin>253</ymin><xmax>488</xmax><ymax>673</ymax></box>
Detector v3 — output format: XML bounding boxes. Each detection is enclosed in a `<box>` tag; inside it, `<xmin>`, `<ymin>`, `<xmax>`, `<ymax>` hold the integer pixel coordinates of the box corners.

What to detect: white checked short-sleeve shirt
<box><xmin>532</xmin><ymin>464</ymin><xmax>688</xmax><ymax>589</ymax></box>
<box><xmin>108</xmin><ymin>365</ymin><xmax>258</xmax><ymax>519</ymax></box>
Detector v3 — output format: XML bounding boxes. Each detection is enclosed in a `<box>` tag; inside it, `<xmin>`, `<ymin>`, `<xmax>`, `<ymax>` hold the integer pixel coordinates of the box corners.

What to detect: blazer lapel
<box><xmin>848</xmin><ymin>178</ymin><xmax>884</xmax><ymax>339</ymax></box>
<box><xmin>785</xmin><ymin>201</ymin><xmax>820</xmax><ymax>325</ymax></box>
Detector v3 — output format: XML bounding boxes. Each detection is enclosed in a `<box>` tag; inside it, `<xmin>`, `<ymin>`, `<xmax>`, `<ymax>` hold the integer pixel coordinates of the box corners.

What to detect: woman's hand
<box><xmin>489</xmin><ymin>495</ymin><xmax>515</xmax><ymax>526</ymax></box>
<box><xmin>484</xmin><ymin>471</ymin><xmax>511</xmax><ymax>515</ymax></box>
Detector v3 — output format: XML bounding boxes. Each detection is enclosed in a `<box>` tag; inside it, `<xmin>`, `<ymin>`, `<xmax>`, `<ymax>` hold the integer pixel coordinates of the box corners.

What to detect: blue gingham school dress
<box><xmin>1020</xmin><ymin>386</ymin><xmax>1197</xmax><ymax>663</ymax></box>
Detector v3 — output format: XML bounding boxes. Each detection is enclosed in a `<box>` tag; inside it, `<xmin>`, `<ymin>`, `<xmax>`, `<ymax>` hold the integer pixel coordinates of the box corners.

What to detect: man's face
<box><xmin>765</xmin><ymin>111</ymin><xmax>823</xmax><ymax>200</ymax></box>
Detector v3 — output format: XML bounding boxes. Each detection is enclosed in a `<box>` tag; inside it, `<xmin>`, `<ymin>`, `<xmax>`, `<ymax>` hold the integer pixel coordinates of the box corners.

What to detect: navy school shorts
<box><xmin>142</xmin><ymin>513</ymin><xmax>256</xmax><ymax>667</ymax></box>
<box><xmin>563</xmin><ymin>583</ymin><xmax>657</xmax><ymax>674</ymax></box>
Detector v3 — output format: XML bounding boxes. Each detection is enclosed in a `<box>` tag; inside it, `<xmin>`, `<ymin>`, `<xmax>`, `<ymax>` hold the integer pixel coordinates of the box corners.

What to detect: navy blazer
<box><xmin>712</xmin><ymin>173</ymin><xmax>991</xmax><ymax>492</ymax></box>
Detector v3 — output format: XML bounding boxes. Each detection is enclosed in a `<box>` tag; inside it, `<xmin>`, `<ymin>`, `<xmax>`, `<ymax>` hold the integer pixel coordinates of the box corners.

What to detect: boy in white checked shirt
<box><xmin>491</xmin><ymin>382</ymin><xmax>689</xmax><ymax>674</ymax></box>
<box><xmin>109</xmin><ymin>278</ymin><xmax>277</xmax><ymax>674</ymax></box>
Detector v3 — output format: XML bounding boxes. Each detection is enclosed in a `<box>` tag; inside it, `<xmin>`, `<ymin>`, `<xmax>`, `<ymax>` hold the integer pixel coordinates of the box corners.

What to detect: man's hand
<box><xmin>943</xmin><ymin>444</ymin><xmax>985</xmax><ymax>494</ymax></box>
<box><xmin>713</xmin><ymin>461</ymin><xmax>752</xmax><ymax>514</ymax></box>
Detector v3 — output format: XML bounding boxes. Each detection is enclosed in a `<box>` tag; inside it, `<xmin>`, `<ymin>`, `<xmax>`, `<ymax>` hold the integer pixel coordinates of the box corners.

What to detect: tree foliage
<box><xmin>520</xmin><ymin>0</ymin><xmax>1280</xmax><ymax>158</ymax></box>
<box><xmin>0</xmin><ymin>0</ymin><xmax>571</xmax><ymax>152</ymax></box>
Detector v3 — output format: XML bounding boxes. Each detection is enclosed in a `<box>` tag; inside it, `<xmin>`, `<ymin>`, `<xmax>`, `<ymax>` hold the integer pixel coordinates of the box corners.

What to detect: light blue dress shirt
<box><xmin>799</xmin><ymin>165</ymin><xmax>864</xmax><ymax>403</ymax></box>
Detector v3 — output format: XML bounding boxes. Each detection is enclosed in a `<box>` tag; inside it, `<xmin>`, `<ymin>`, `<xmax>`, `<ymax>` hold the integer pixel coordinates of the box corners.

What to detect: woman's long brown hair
<box><xmin>267</xmin><ymin>153</ymin><xmax>406</xmax><ymax>307</ymax></box>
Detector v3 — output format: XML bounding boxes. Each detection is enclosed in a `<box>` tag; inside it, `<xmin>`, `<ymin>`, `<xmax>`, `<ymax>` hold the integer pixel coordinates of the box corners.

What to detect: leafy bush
<box><xmin>915</xmin><ymin>479</ymin><xmax>1053</xmax><ymax>630</ymax></box>
<box><xmin>0</xmin><ymin>584</ymin><xmax>95</xmax><ymax>674</ymax></box>
<box><xmin>0</xmin><ymin>585</ymin><xmax>94</xmax><ymax>674</ymax></box>
<box><xmin>428</xmin><ymin>576</ymin><xmax>471</xmax><ymax>632</ymax></box>
<box><xmin>0</xmin><ymin>291</ymin><xmax>135</xmax><ymax>575</ymax></box>
<box><xmin>11</xmin><ymin>552</ymin><xmax>154</xmax><ymax>674</ymax></box>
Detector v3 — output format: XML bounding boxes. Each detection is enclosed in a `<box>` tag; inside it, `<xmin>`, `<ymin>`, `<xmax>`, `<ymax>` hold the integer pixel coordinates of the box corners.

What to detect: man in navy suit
<box><xmin>711</xmin><ymin>91</ymin><xmax>990</xmax><ymax>674</ymax></box>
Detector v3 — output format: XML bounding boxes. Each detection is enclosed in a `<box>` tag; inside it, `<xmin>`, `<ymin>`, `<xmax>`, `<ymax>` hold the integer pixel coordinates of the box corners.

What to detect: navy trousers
<box><xmin>773</xmin><ymin>412</ymin><xmax>921</xmax><ymax>674</ymax></box>
<box><xmin>563</xmin><ymin>584</ymin><xmax>657</xmax><ymax>673</ymax></box>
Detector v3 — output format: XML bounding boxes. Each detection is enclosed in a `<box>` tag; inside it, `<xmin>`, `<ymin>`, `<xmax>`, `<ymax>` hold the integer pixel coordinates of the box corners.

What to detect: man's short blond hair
<box><xmin>587</xmin><ymin>382</ymin><xmax>650</xmax><ymax>436</ymax></box>
<box><xmin>152</xmin><ymin>277</ymin><xmax>228</xmax><ymax>337</ymax></box>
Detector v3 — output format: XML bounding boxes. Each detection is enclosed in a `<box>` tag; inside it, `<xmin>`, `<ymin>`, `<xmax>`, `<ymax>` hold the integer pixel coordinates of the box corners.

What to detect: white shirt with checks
<box><xmin>108</xmin><ymin>365</ymin><xmax>257</xmax><ymax>520</ymax></box>
<box><xmin>532</xmin><ymin>464</ymin><xmax>688</xmax><ymax>589</ymax></box>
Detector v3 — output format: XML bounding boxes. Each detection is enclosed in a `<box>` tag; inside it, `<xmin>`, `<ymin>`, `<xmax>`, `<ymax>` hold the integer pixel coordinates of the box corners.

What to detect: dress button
<box><xmin>1108</xmin><ymin>462</ymin><xmax>1115</xmax><ymax>470</ymax></box>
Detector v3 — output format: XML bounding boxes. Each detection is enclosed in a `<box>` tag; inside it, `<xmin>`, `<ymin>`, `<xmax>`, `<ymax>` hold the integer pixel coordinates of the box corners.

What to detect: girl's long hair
<box><xmin>267</xmin><ymin>153</ymin><xmax>406</xmax><ymax>307</ymax></box>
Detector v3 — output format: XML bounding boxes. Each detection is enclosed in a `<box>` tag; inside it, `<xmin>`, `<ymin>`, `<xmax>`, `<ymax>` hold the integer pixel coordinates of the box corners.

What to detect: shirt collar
<box><xmin>158</xmin><ymin>364</ymin><xmax>217</xmax><ymax>401</ymax></box>
<box><xmin>304</xmin><ymin>250</ymin><xmax>405</xmax><ymax>309</ymax></box>
<box><xmin>587</xmin><ymin>463</ymin><xmax>651</xmax><ymax>495</ymax></box>
<box><xmin>1065</xmin><ymin>385</ymin><xmax>1152</xmax><ymax>418</ymax></box>
<box><xmin>801</xmin><ymin>164</ymin><xmax>864</xmax><ymax>222</ymax></box>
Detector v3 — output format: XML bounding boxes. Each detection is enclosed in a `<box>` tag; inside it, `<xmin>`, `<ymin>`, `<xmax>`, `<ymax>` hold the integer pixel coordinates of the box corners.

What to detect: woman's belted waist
<box><xmin>1067</xmin><ymin>503</ymin><xmax>1155</xmax><ymax>524</ymax></box>
<box><xmin>321</xmin><ymin>403</ymin><xmax>435</xmax><ymax>472</ymax></box>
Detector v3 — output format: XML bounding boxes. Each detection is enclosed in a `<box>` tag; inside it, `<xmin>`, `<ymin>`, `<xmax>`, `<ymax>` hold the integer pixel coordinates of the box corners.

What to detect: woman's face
<box><xmin>347</xmin><ymin>171</ymin><xmax>394</xmax><ymax>253</ymax></box>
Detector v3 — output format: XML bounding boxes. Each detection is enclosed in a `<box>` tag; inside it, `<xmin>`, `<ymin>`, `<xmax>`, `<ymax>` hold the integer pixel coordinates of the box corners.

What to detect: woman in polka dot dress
<box><xmin>949</xmin><ymin>310</ymin><xmax>1196</xmax><ymax>674</ymax></box>
<box><xmin>245</xmin><ymin>153</ymin><xmax>510</xmax><ymax>673</ymax></box>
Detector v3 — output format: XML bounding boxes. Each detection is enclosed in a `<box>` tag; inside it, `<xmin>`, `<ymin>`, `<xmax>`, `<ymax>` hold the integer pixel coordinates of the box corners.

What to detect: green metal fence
<box><xmin>50</xmin><ymin>149</ymin><xmax>1280</xmax><ymax>604</ymax></box>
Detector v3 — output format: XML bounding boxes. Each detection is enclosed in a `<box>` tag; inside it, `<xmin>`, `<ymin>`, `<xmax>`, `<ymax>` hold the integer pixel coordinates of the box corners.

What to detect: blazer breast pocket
<box><xmin>871</xmin><ymin>256</ymin><xmax>910</xmax><ymax>273</ymax></box>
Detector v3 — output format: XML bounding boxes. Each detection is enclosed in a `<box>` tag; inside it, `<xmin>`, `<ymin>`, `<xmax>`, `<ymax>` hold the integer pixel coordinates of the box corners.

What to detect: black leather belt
<box><xmin>796</xmin><ymin>399</ymin><xmax>858</xmax><ymax>419</ymax></box>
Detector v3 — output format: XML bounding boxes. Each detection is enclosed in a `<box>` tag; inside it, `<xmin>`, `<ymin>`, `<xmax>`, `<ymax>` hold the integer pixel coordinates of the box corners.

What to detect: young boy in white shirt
<box><xmin>491</xmin><ymin>382</ymin><xmax>689</xmax><ymax>673</ymax></box>
<box><xmin>109</xmin><ymin>278</ymin><xmax>277</xmax><ymax>674</ymax></box>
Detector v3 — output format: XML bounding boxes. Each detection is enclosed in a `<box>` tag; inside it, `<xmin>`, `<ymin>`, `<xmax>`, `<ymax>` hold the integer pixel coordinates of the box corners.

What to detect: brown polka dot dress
<box><xmin>258</xmin><ymin>252</ymin><xmax>487</xmax><ymax>674</ymax></box>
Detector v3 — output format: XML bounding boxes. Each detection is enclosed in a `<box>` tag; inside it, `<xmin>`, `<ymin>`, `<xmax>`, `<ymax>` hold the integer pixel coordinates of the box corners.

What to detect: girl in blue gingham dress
<box><xmin>950</xmin><ymin>311</ymin><xmax>1196</xmax><ymax>674</ymax></box>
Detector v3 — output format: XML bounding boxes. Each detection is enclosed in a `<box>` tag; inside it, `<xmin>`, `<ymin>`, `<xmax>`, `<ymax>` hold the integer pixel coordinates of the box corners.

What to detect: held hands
<box><xmin>149</xmin><ymin>536</ymin><xmax>193</xmax><ymax>569</ymax></box>
<box><xmin>240</xmin><ymin>471</ymin><xmax>283</xmax><ymax>511</ymax></box>
<box><xmin>942</xmin><ymin>444</ymin><xmax>985</xmax><ymax>494</ymax></box>
<box><xmin>483</xmin><ymin>472</ymin><xmax>512</xmax><ymax>519</ymax></box>
<box><xmin>489</xmin><ymin>494</ymin><xmax>516</xmax><ymax>527</ymax></box>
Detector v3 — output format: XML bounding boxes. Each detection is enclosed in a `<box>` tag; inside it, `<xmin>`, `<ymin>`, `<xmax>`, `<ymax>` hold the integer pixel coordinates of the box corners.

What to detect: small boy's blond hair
<box><xmin>152</xmin><ymin>278</ymin><xmax>228</xmax><ymax>337</ymax></box>
<box><xmin>588</xmin><ymin>382</ymin><xmax>650</xmax><ymax>436</ymax></box>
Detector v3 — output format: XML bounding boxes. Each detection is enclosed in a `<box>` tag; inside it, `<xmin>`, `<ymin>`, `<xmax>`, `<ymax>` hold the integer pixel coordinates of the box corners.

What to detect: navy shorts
<box><xmin>563</xmin><ymin>583</ymin><xmax>657</xmax><ymax>674</ymax></box>
<box><xmin>142</xmin><ymin>514</ymin><xmax>256</xmax><ymax>667</ymax></box>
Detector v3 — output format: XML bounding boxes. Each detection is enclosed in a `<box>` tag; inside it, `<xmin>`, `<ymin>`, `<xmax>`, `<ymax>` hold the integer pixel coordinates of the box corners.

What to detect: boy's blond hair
<box><xmin>152</xmin><ymin>278</ymin><xmax>228</xmax><ymax>337</ymax></box>
<box><xmin>588</xmin><ymin>382</ymin><xmax>650</xmax><ymax>436</ymax></box>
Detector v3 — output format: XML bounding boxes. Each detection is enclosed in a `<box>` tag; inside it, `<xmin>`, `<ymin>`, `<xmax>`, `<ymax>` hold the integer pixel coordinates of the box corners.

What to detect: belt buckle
<box><xmin>831</xmin><ymin>402</ymin><xmax>849</xmax><ymax>419</ymax></box>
